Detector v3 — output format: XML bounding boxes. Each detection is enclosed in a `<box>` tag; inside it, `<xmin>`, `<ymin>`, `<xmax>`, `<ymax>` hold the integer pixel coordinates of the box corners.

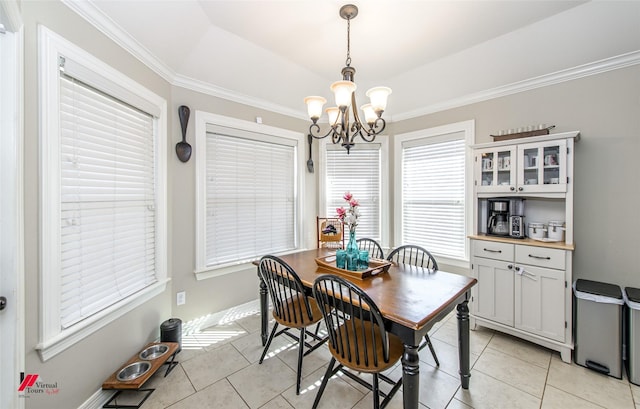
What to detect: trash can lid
<box><xmin>160</xmin><ymin>318</ymin><xmax>182</xmax><ymax>329</ymax></box>
<box><xmin>575</xmin><ymin>279</ymin><xmax>622</xmax><ymax>303</ymax></box>
<box><xmin>626</xmin><ymin>288</ymin><xmax>640</xmax><ymax>303</ymax></box>
<box><xmin>625</xmin><ymin>288</ymin><xmax>640</xmax><ymax>310</ymax></box>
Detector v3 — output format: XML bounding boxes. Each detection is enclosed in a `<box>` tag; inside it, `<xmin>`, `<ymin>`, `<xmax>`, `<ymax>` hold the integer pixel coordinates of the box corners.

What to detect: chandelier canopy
<box><xmin>304</xmin><ymin>4</ymin><xmax>391</xmax><ymax>154</ymax></box>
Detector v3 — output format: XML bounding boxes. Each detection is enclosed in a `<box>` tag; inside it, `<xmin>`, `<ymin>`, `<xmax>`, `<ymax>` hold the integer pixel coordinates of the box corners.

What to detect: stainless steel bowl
<box><xmin>138</xmin><ymin>344</ymin><xmax>169</xmax><ymax>360</ymax></box>
<box><xmin>116</xmin><ymin>361</ymin><xmax>151</xmax><ymax>381</ymax></box>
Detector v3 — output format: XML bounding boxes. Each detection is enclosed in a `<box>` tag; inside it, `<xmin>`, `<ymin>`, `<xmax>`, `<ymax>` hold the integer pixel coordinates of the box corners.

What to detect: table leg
<box><xmin>457</xmin><ymin>299</ymin><xmax>471</xmax><ymax>389</ymax></box>
<box><xmin>401</xmin><ymin>343</ymin><xmax>420</xmax><ymax>409</ymax></box>
<box><xmin>258</xmin><ymin>269</ymin><xmax>268</xmax><ymax>346</ymax></box>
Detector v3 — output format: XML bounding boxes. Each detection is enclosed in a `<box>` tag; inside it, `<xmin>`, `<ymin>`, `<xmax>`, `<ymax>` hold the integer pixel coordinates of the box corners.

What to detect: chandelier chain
<box><xmin>345</xmin><ymin>17</ymin><xmax>351</xmax><ymax>67</ymax></box>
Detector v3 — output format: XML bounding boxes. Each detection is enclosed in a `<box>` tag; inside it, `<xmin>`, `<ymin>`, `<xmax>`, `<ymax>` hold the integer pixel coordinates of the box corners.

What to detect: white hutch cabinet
<box><xmin>469</xmin><ymin>131</ymin><xmax>579</xmax><ymax>363</ymax></box>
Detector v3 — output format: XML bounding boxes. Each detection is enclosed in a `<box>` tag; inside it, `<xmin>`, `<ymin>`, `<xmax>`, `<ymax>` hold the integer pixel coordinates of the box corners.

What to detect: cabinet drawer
<box><xmin>515</xmin><ymin>245</ymin><xmax>565</xmax><ymax>270</ymax></box>
<box><xmin>473</xmin><ymin>240</ymin><xmax>514</xmax><ymax>262</ymax></box>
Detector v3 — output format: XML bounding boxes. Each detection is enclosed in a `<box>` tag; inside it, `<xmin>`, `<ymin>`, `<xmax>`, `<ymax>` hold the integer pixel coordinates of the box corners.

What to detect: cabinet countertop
<box><xmin>468</xmin><ymin>234</ymin><xmax>575</xmax><ymax>251</ymax></box>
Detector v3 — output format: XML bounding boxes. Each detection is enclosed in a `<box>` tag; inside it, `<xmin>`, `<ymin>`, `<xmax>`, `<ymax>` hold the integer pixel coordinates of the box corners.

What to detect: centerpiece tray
<box><xmin>315</xmin><ymin>254</ymin><xmax>392</xmax><ymax>280</ymax></box>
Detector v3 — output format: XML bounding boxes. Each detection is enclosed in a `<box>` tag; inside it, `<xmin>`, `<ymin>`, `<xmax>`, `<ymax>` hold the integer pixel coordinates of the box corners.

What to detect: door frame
<box><xmin>0</xmin><ymin>2</ymin><xmax>25</xmax><ymax>408</ymax></box>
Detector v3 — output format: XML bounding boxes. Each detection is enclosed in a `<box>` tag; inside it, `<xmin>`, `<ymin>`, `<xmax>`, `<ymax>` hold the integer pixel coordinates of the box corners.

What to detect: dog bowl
<box><xmin>138</xmin><ymin>344</ymin><xmax>169</xmax><ymax>360</ymax></box>
<box><xmin>116</xmin><ymin>361</ymin><xmax>151</xmax><ymax>381</ymax></box>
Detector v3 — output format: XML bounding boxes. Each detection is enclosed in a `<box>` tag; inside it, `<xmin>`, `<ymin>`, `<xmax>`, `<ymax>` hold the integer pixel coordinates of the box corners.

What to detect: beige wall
<box><xmin>168</xmin><ymin>87</ymin><xmax>312</xmax><ymax>322</ymax></box>
<box><xmin>392</xmin><ymin>65</ymin><xmax>640</xmax><ymax>287</ymax></box>
<box><xmin>22</xmin><ymin>3</ymin><xmax>313</xmax><ymax>408</ymax></box>
<box><xmin>22</xmin><ymin>2</ymin><xmax>173</xmax><ymax>408</ymax></box>
<box><xmin>19</xmin><ymin>1</ymin><xmax>640</xmax><ymax>408</ymax></box>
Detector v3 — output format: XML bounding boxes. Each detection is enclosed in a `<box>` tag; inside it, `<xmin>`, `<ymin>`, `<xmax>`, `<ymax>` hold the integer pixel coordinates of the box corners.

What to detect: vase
<box><xmin>346</xmin><ymin>230</ymin><xmax>358</xmax><ymax>271</ymax></box>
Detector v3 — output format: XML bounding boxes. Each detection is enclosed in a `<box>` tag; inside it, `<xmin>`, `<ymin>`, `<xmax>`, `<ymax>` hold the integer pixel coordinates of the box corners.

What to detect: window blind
<box><xmin>325</xmin><ymin>145</ymin><xmax>381</xmax><ymax>241</ymax></box>
<box><xmin>401</xmin><ymin>138</ymin><xmax>465</xmax><ymax>259</ymax></box>
<box><xmin>59</xmin><ymin>74</ymin><xmax>157</xmax><ymax>328</ymax></box>
<box><xmin>205</xmin><ymin>131</ymin><xmax>296</xmax><ymax>266</ymax></box>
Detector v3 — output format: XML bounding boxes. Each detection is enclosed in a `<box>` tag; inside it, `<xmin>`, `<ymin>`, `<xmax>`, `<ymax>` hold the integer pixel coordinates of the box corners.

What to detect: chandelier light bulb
<box><xmin>331</xmin><ymin>80</ymin><xmax>357</xmax><ymax>109</ymax></box>
<box><xmin>304</xmin><ymin>96</ymin><xmax>327</xmax><ymax>121</ymax></box>
<box><xmin>326</xmin><ymin>107</ymin><xmax>340</xmax><ymax>126</ymax></box>
<box><xmin>366</xmin><ymin>86</ymin><xmax>392</xmax><ymax>114</ymax></box>
<box><xmin>360</xmin><ymin>104</ymin><xmax>377</xmax><ymax>124</ymax></box>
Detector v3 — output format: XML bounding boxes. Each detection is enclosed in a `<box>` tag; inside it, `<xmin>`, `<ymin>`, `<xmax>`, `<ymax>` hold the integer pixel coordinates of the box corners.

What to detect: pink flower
<box><xmin>349</xmin><ymin>199</ymin><xmax>359</xmax><ymax>207</ymax></box>
<box><xmin>336</xmin><ymin>207</ymin><xmax>347</xmax><ymax>220</ymax></box>
<box><xmin>343</xmin><ymin>192</ymin><xmax>353</xmax><ymax>201</ymax></box>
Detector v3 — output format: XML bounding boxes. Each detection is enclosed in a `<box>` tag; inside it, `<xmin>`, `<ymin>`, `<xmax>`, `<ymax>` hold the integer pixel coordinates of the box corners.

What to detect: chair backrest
<box><xmin>312</xmin><ymin>274</ymin><xmax>391</xmax><ymax>368</ymax></box>
<box><xmin>386</xmin><ymin>244</ymin><xmax>438</xmax><ymax>270</ymax></box>
<box><xmin>356</xmin><ymin>238</ymin><xmax>384</xmax><ymax>259</ymax></box>
<box><xmin>258</xmin><ymin>255</ymin><xmax>314</xmax><ymax>324</ymax></box>
<box><xmin>317</xmin><ymin>217</ymin><xmax>344</xmax><ymax>249</ymax></box>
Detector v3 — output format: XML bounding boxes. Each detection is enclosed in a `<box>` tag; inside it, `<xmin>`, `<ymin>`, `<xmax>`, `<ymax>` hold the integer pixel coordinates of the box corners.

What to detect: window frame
<box><xmin>318</xmin><ymin>137</ymin><xmax>389</xmax><ymax>250</ymax></box>
<box><xmin>37</xmin><ymin>26</ymin><xmax>168</xmax><ymax>361</ymax></box>
<box><xmin>393</xmin><ymin>120</ymin><xmax>475</xmax><ymax>268</ymax></box>
<box><xmin>194</xmin><ymin>111</ymin><xmax>305</xmax><ymax>280</ymax></box>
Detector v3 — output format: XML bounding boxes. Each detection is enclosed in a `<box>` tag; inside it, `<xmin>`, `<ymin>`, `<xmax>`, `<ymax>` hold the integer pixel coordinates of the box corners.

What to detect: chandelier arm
<box><xmin>308</xmin><ymin>123</ymin><xmax>337</xmax><ymax>140</ymax></box>
<box><xmin>359</xmin><ymin>117</ymin><xmax>386</xmax><ymax>142</ymax></box>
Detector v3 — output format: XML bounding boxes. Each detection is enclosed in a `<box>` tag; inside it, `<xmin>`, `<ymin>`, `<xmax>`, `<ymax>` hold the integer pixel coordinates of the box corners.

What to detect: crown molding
<box><xmin>0</xmin><ymin>0</ymin><xmax>23</xmax><ymax>31</ymax></box>
<box><xmin>61</xmin><ymin>0</ymin><xmax>175</xmax><ymax>83</ymax></box>
<box><xmin>393</xmin><ymin>50</ymin><xmax>640</xmax><ymax>122</ymax></box>
<box><xmin>59</xmin><ymin>1</ymin><xmax>640</xmax><ymax>124</ymax></box>
<box><xmin>173</xmin><ymin>74</ymin><xmax>308</xmax><ymax>120</ymax></box>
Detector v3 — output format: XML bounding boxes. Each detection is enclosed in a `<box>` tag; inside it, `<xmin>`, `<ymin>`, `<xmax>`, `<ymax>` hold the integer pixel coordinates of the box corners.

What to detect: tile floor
<box><xmin>114</xmin><ymin>305</ymin><xmax>640</xmax><ymax>409</ymax></box>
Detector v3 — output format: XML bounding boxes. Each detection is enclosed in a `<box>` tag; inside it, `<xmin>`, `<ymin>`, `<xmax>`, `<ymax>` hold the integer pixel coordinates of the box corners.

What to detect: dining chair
<box><xmin>317</xmin><ymin>216</ymin><xmax>344</xmax><ymax>249</ymax></box>
<box><xmin>257</xmin><ymin>255</ymin><xmax>328</xmax><ymax>394</ymax></box>
<box><xmin>312</xmin><ymin>274</ymin><xmax>403</xmax><ymax>409</ymax></box>
<box><xmin>386</xmin><ymin>244</ymin><xmax>440</xmax><ymax>366</ymax></box>
<box><xmin>356</xmin><ymin>237</ymin><xmax>385</xmax><ymax>259</ymax></box>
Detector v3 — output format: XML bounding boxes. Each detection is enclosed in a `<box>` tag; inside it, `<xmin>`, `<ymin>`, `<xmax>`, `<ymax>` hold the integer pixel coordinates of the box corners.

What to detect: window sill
<box><xmin>435</xmin><ymin>254</ymin><xmax>470</xmax><ymax>270</ymax></box>
<box><xmin>195</xmin><ymin>248</ymin><xmax>311</xmax><ymax>280</ymax></box>
<box><xmin>36</xmin><ymin>279</ymin><xmax>169</xmax><ymax>362</ymax></box>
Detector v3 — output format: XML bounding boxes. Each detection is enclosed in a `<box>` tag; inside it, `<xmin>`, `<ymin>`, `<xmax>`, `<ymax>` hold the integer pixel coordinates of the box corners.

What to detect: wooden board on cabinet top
<box><xmin>468</xmin><ymin>234</ymin><xmax>575</xmax><ymax>251</ymax></box>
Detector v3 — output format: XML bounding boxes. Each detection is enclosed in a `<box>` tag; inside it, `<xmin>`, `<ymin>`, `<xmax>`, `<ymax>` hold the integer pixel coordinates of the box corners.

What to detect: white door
<box><xmin>0</xmin><ymin>21</ymin><xmax>23</xmax><ymax>409</ymax></box>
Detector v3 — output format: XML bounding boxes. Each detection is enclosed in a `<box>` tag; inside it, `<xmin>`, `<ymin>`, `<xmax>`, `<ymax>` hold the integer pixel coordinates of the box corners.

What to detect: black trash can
<box><xmin>160</xmin><ymin>318</ymin><xmax>182</xmax><ymax>353</ymax></box>
<box><xmin>574</xmin><ymin>279</ymin><xmax>623</xmax><ymax>378</ymax></box>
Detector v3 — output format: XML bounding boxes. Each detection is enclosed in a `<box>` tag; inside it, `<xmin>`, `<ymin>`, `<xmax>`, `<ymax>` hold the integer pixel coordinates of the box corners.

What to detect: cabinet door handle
<box><xmin>483</xmin><ymin>248</ymin><xmax>502</xmax><ymax>253</ymax></box>
<box><xmin>518</xmin><ymin>187</ymin><xmax>524</xmax><ymax>191</ymax></box>
<box><xmin>510</xmin><ymin>186</ymin><xmax>515</xmax><ymax>191</ymax></box>
<box><xmin>528</xmin><ymin>254</ymin><xmax>551</xmax><ymax>260</ymax></box>
<box><xmin>507</xmin><ymin>264</ymin><xmax>513</xmax><ymax>269</ymax></box>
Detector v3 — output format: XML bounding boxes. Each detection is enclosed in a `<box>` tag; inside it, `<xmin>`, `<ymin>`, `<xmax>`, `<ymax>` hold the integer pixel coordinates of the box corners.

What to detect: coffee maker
<box><xmin>487</xmin><ymin>199</ymin><xmax>510</xmax><ymax>236</ymax></box>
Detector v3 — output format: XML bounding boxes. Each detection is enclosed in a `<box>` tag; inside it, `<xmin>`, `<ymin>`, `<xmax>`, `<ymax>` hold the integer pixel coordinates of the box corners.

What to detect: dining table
<box><xmin>255</xmin><ymin>248</ymin><xmax>477</xmax><ymax>409</ymax></box>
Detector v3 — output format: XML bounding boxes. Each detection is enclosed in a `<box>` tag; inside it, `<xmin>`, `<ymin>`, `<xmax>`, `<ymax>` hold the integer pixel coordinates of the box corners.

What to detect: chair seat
<box><xmin>329</xmin><ymin>319</ymin><xmax>403</xmax><ymax>373</ymax></box>
<box><xmin>273</xmin><ymin>297</ymin><xmax>324</xmax><ymax>329</ymax></box>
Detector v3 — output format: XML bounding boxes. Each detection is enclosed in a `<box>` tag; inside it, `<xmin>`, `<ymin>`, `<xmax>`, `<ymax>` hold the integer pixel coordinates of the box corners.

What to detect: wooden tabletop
<box><xmin>261</xmin><ymin>249</ymin><xmax>477</xmax><ymax>331</ymax></box>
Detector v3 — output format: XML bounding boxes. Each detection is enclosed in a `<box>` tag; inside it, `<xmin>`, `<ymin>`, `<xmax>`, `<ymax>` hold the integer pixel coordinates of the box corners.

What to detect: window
<box><xmin>323</xmin><ymin>145</ymin><xmax>381</xmax><ymax>240</ymax></box>
<box><xmin>38</xmin><ymin>26</ymin><xmax>167</xmax><ymax>360</ymax></box>
<box><xmin>394</xmin><ymin>121</ymin><xmax>474</xmax><ymax>265</ymax></box>
<box><xmin>319</xmin><ymin>140</ymin><xmax>388</xmax><ymax>247</ymax></box>
<box><xmin>195</xmin><ymin>113</ymin><xmax>304</xmax><ymax>279</ymax></box>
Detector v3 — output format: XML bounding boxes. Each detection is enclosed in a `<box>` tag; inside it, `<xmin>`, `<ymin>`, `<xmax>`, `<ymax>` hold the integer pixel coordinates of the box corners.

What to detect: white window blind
<box><xmin>205</xmin><ymin>131</ymin><xmax>296</xmax><ymax>267</ymax></box>
<box><xmin>325</xmin><ymin>145</ymin><xmax>381</xmax><ymax>241</ymax></box>
<box><xmin>59</xmin><ymin>74</ymin><xmax>157</xmax><ymax>328</ymax></box>
<box><xmin>401</xmin><ymin>137</ymin><xmax>465</xmax><ymax>259</ymax></box>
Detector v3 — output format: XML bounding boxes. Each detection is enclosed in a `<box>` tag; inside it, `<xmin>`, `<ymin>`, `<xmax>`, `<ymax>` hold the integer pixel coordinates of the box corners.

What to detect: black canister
<box><xmin>160</xmin><ymin>318</ymin><xmax>182</xmax><ymax>353</ymax></box>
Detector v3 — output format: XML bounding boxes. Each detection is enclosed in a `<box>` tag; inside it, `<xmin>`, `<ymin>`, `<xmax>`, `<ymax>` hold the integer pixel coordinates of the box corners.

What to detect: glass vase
<box><xmin>346</xmin><ymin>230</ymin><xmax>358</xmax><ymax>271</ymax></box>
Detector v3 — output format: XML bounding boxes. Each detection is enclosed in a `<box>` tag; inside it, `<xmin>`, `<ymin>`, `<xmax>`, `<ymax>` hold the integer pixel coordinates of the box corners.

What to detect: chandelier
<box><xmin>304</xmin><ymin>4</ymin><xmax>391</xmax><ymax>154</ymax></box>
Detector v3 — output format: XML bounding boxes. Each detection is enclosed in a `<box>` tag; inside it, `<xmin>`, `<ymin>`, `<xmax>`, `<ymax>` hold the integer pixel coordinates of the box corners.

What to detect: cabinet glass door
<box><xmin>476</xmin><ymin>147</ymin><xmax>516</xmax><ymax>193</ymax></box>
<box><xmin>517</xmin><ymin>140</ymin><xmax>567</xmax><ymax>193</ymax></box>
